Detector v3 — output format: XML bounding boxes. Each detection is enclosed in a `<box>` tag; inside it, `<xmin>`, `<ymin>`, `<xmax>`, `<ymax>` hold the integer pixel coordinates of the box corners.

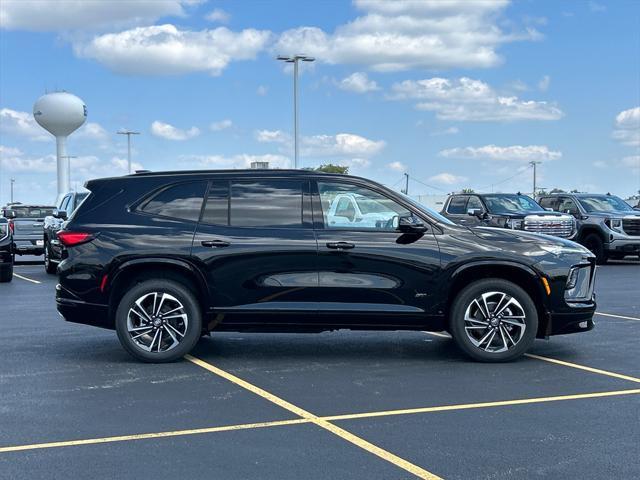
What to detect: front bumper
<box><xmin>546</xmin><ymin>305</ymin><xmax>596</xmax><ymax>335</ymax></box>
<box><xmin>606</xmin><ymin>237</ymin><xmax>640</xmax><ymax>254</ymax></box>
<box><xmin>56</xmin><ymin>283</ymin><xmax>112</xmax><ymax>329</ymax></box>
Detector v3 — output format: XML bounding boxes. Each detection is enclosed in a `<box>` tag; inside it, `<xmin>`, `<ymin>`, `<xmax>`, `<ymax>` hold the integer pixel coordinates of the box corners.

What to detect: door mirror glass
<box><xmin>396</xmin><ymin>215</ymin><xmax>427</xmax><ymax>233</ymax></box>
<box><xmin>467</xmin><ymin>208</ymin><xmax>483</xmax><ymax>218</ymax></box>
<box><xmin>3</xmin><ymin>209</ymin><xmax>16</xmax><ymax>219</ymax></box>
<box><xmin>53</xmin><ymin>208</ymin><xmax>68</xmax><ymax>220</ymax></box>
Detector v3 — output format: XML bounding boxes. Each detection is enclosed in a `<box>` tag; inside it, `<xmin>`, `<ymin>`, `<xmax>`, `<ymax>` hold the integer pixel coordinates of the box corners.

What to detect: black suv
<box><xmin>56</xmin><ymin>171</ymin><xmax>596</xmax><ymax>363</ymax></box>
<box><xmin>442</xmin><ymin>193</ymin><xmax>576</xmax><ymax>239</ymax></box>
<box><xmin>43</xmin><ymin>191</ymin><xmax>89</xmax><ymax>274</ymax></box>
<box><xmin>537</xmin><ymin>193</ymin><xmax>640</xmax><ymax>263</ymax></box>
<box><xmin>0</xmin><ymin>215</ymin><xmax>13</xmax><ymax>282</ymax></box>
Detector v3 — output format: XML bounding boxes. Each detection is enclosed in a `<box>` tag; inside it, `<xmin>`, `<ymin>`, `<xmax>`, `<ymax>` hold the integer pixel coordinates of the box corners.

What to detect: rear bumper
<box><xmin>13</xmin><ymin>239</ymin><xmax>44</xmax><ymax>255</ymax></box>
<box><xmin>56</xmin><ymin>284</ymin><xmax>112</xmax><ymax>330</ymax></box>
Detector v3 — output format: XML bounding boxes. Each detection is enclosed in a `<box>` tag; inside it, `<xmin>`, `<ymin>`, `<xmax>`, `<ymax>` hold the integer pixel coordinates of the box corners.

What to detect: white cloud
<box><xmin>0</xmin><ymin>148</ymin><xmax>56</xmax><ymax>172</ymax></box>
<box><xmin>76</xmin><ymin>122</ymin><xmax>109</xmax><ymax>141</ymax></box>
<box><xmin>439</xmin><ymin>145</ymin><xmax>562</xmax><ymax>162</ymax></box>
<box><xmin>256</xmin><ymin>130</ymin><xmax>385</xmax><ymax>158</ymax></box>
<box><xmin>275</xmin><ymin>0</ymin><xmax>539</xmax><ymax>72</ymax></box>
<box><xmin>338</xmin><ymin>72</ymin><xmax>379</xmax><ymax>93</ymax></box>
<box><xmin>180</xmin><ymin>153</ymin><xmax>291</xmax><ymax>169</ymax></box>
<box><xmin>621</xmin><ymin>155</ymin><xmax>639</xmax><ymax>171</ymax></box>
<box><xmin>538</xmin><ymin>75</ymin><xmax>551</xmax><ymax>91</ymax></box>
<box><xmin>151</xmin><ymin>121</ymin><xmax>200</xmax><ymax>140</ymax></box>
<box><xmin>613</xmin><ymin>107</ymin><xmax>640</xmax><ymax>147</ymax></box>
<box><xmin>210</xmin><ymin>119</ymin><xmax>233</xmax><ymax>131</ymax></box>
<box><xmin>256</xmin><ymin>85</ymin><xmax>269</xmax><ymax>96</ymax></box>
<box><xmin>0</xmin><ymin>0</ymin><xmax>200</xmax><ymax>32</ymax></box>
<box><xmin>592</xmin><ymin>160</ymin><xmax>607</xmax><ymax>168</ymax></box>
<box><xmin>387</xmin><ymin>161</ymin><xmax>406</xmax><ymax>172</ymax></box>
<box><xmin>0</xmin><ymin>108</ymin><xmax>50</xmax><ymax>141</ymax></box>
<box><xmin>430</xmin><ymin>126</ymin><xmax>459</xmax><ymax>136</ymax></box>
<box><xmin>391</xmin><ymin>77</ymin><xmax>563</xmax><ymax>121</ymax></box>
<box><xmin>75</xmin><ymin>24</ymin><xmax>271</xmax><ymax>76</ymax></box>
<box><xmin>205</xmin><ymin>8</ymin><xmax>230</xmax><ymax>23</ymax></box>
<box><xmin>429</xmin><ymin>172</ymin><xmax>468</xmax><ymax>185</ymax></box>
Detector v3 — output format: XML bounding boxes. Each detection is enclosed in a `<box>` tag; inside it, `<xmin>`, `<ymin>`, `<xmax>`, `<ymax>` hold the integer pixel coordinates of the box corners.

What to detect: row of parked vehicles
<box><xmin>1</xmin><ymin>172</ymin><xmax>637</xmax><ymax>365</ymax></box>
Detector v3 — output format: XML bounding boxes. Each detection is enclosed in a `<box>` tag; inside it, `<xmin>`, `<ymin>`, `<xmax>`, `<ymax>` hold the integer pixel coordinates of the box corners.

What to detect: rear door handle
<box><xmin>201</xmin><ymin>239</ymin><xmax>230</xmax><ymax>248</ymax></box>
<box><xmin>326</xmin><ymin>241</ymin><xmax>355</xmax><ymax>250</ymax></box>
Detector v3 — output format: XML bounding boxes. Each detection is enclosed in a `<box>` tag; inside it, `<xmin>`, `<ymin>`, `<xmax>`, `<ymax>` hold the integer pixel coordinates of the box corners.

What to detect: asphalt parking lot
<box><xmin>1</xmin><ymin>258</ymin><xmax>639</xmax><ymax>479</ymax></box>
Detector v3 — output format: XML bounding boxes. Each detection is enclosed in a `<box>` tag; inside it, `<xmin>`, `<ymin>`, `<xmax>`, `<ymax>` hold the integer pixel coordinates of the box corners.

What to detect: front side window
<box><xmin>538</xmin><ymin>197</ymin><xmax>557</xmax><ymax>210</ymax></box>
<box><xmin>230</xmin><ymin>180</ymin><xmax>303</xmax><ymax>228</ymax></box>
<box><xmin>557</xmin><ymin>197</ymin><xmax>579</xmax><ymax>214</ymax></box>
<box><xmin>318</xmin><ymin>182</ymin><xmax>410</xmax><ymax>230</ymax></box>
<box><xmin>141</xmin><ymin>181</ymin><xmax>207</xmax><ymax>222</ymax></box>
<box><xmin>466</xmin><ymin>196</ymin><xmax>484</xmax><ymax>211</ymax></box>
<box><xmin>446</xmin><ymin>196</ymin><xmax>468</xmax><ymax>214</ymax></box>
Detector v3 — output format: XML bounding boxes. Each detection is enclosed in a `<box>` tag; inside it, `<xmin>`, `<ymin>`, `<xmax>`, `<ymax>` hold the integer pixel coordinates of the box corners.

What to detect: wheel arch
<box><xmin>446</xmin><ymin>261</ymin><xmax>549</xmax><ymax>338</ymax></box>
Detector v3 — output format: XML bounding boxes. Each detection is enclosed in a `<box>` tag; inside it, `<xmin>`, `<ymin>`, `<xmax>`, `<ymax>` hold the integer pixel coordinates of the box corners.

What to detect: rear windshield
<box><xmin>6</xmin><ymin>207</ymin><xmax>54</xmax><ymax>218</ymax></box>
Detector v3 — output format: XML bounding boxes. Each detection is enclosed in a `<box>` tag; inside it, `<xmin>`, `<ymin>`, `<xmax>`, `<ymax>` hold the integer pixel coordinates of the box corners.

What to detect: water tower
<box><xmin>33</xmin><ymin>92</ymin><xmax>87</xmax><ymax>202</ymax></box>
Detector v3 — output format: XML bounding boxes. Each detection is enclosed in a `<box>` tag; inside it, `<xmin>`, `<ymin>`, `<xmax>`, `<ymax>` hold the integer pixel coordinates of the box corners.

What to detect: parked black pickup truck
<box><xmin>0</xmin><ymin>215</ymin><xmax>13</xmax><ymax>282</ymax></box>
<box><xmin>43</xmin><ymin>191</ymin><xmax>89</xmax><ymax>274</ymax></box>
<box><xmin>441</xmin><ymin>193</ymin><xmax>576</xmax><ymax>239</ymax></box>
<box><xmin>1</xmin><ymin>203</ymin><xmax>54</xmax><ymax>256</ymax></box>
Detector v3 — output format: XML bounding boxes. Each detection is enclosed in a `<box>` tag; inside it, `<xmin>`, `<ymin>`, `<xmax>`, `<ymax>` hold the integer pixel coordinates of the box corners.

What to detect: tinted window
<box><xmin>141</xmin><ymin>182</ymin><xmax>206</xmax><ymax>221</ymax></box>
<box><xmin>577</xmin><ymin>195</ymin><xmax>633</xmax><ymax>213</ymax></box>
<box><xmin>59</xmin><ymin>196</ymin><xmax>71</xmax><ymax>213</ymax></box>
<box><xmin>9</xmin><ymin>207</ymin><xmax>54</xmax><ymax>218</ymax></box>
<box><xmin>202</xmin><ymin>181</ymin><xmax>229</xmax><ymax>225</ymax></box>
<box><xmin>557</xmin><ymin>197</ymin><xmax>579</xmax><ymax>214</ymax></box>
<box><xmin>318</xmin><ymin>182</ymin><xmax>411</xmax><ymax>230</ymax></box>
<box><xmin>230</xmin><ymin>180</ymin><xmax>303</xmax><ymax>228</ymax></box>
<box><xmin>538</xmin><ymin>197</ymin><xmax>557</xmax><ymax>210</ymax></box>
<box><xmin>73</xmin><ymin>193</ymin><xmax>89</xmax><ymax>210</ymax></box>
<box><xmin>483</xmin><ymin>194</ymin><xmax>542</xmax><ymax>213</ymax></box>
<box><xmin>447</xmin><ymin>196</ymin><xmax>468</xmax><ymax>214</ymax></box>
<box><xmin>466</xmin><ymin>196</ymin><xmax>484</xmax><ymax>211</ymax></box>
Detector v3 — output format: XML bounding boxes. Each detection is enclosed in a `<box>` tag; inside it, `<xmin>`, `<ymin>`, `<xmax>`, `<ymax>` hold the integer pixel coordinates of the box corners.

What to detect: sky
<box><xmin>0</xmin><ymin>0</ymin><xmax>639</xmax><ymax>206</ymax></box>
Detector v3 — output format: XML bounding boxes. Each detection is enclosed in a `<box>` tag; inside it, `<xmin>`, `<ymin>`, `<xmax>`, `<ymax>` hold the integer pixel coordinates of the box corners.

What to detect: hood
<box><xmin>491</xmin><ymin>210</ymin><xmax>566</xmax><ymax>218</ymax></box>
<box><xmin>585</xmin><ymin>211</ymin><xmax>640</xmax><ymax>218</ymax></box>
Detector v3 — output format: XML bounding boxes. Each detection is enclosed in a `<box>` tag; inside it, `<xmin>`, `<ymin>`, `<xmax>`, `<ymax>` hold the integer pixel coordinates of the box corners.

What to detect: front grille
<box><xmin>622</xmin><ymin>218</ymin><xmax>640</xmax><ymax>236</ymax></box>
<box><xmin>524</xmin><ymin>215</ymin><xmax>574</xmax><ymax>238</ymax></box>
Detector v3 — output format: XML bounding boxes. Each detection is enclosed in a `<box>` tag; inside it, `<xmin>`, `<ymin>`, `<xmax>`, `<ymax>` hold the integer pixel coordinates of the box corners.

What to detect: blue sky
<box><xmin>1</xmin><ymin>0</ymin><xmax>639</xmax><ymax>205</ymax></box>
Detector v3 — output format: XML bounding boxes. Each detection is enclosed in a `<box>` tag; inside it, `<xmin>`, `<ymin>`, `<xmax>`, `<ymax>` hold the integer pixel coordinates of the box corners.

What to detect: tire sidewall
<box><xmin>583</xmin><ymin>233</ymin><xmax>607</xmax><ymax>265</ymax></box>
<box><xmin>115</xmin><ymin>279</ymin><xmax>202</xmax><ymax>363</ymax></box>
<box><xmin>450</xmin><ymin>279</ymin><xmax>538</xmax><ymax>362</ymax></box>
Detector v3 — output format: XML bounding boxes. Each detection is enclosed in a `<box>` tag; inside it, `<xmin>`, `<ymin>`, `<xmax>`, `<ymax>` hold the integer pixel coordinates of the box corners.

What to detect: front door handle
<box><xmin>201</xmin><ymin>239</ymin><xmax>230</xmax><ymax>248</ymax></box>
<box><xmin>326</xmin><ymin>241</ymin><xmax>355</xmax><ymax>250</ymax></box>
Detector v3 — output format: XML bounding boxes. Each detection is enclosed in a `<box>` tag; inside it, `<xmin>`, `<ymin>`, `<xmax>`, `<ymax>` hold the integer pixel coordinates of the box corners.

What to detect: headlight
<box><xmin>539</xmin><ymin>244</ymin><xmax>591</xmax><ymax>255</ymax></box>
<box><xmin>564</xmin><ymin>265</ymin><xmax>594</xmax><ymax>301</ymax></box>
<box><xmin>604</xmin><ymin>218</ymin><xmax>623</xmax><ymax>232</ymax></box>
<box><xmin>505</xmin><ymin>218</ymin><xmax>523</xmax><ymax>229</ymax></box>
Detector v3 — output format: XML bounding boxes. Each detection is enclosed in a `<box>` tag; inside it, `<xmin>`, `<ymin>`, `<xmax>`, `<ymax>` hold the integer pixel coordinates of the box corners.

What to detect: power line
<box><xmin>474</xmin><ymin>164</ymin><xmax>533</xmax><ymax>192</ymax></box>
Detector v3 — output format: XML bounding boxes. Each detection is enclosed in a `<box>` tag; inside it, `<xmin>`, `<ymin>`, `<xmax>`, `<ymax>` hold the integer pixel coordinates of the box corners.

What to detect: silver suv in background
<box><xmin>537</xmin><ymin>193</ymin><xmax>640</xmax><ymax>263</ymax></box>
<box><xmin>1</xmin><ymin>203</ymin><xmax>54</xmax><ymax>257</ymax></box>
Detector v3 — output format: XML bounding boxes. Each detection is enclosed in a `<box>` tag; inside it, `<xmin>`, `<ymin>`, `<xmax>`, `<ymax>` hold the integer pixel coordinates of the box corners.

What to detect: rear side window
<box><xmin>446</xmin><ymin>196</ymin><xmax>468</xmax><ymax>214</ymax></box>
<box><xmin>230</xmin><ymin>180</ymin><xmax>303</xmax><ymax>228</ymax></box>
<box><xmin>141</xmin><ymin>181</ymin><xmax>207</xmax><ymax>222</ymax></box>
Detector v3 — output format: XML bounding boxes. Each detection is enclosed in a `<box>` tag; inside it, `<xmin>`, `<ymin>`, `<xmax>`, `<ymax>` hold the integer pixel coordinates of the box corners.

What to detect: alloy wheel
<box><xmin>463</xmin><ymin>291</ymin><xmax>527</xmax><ymax>353</ymax></box>
<box><xmin>126</xmin><ymin>292</ymin><xmax>189</xmax><ymax>353</ymax></box>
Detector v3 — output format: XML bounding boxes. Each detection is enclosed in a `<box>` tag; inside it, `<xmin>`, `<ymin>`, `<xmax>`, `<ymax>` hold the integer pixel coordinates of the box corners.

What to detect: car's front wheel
<box><xmin>449</xmin><ymin>279</ymin><xmax>538</xmax><ymax>362</ymax></box>
<box><xmin>0</xmin><ymin>264</ymin><xmax>13</xmax><ymax>283</ymax></box>
<box><xmin>44</xmin><ymin>242</ymin><xmax>57</xmax><ymax>274</ymax></box>
<box><xmin>115</xmin><ymin>279</ymin><xmax>202</xmax><ymax>363</ymax></box>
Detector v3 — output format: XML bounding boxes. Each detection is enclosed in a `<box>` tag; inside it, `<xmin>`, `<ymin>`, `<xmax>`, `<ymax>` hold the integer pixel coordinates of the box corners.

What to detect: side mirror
<box><xmin>394</xmin><ymin>215</ymin><xmax>427</xmax><ymax>233</ymax></box>
<box><xmin>467</xmin><ymin>208</ymin><xmax>484</xmax><ymax>219</ymax></box>
<box><xmin>544</xmin><ymin>207</ymin><xmax>554</xmax><ymax>212</ymax></box>
<box><xmin>3</xmin><ymin>209</ymin><xmax>16</xmax><ymax>220</ymax></box>
<box><xmin>53</xmin><ymin>209</ymin><xmax>68</xmax><ymax>220</ymax></box>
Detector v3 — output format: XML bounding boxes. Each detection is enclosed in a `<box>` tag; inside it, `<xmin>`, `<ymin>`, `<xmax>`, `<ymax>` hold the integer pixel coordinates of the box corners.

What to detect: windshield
<box><xmin>577</xmin><ymin>195</ymin><xmax>633</xmax><ymax>213</ymax></box>
<box><xmin>7</xmin><ymin>206</ymin><xmax>54</xmax><ymax>218</ymax></box>
<box><xmin>354</xmin><ymin>195</ymin><xmax>395</xmax><ymax>214</ymax></box>
<box><xmin>483</xmin><ymin>195</ymin><xmax>543</xmax><ymax>214</ymax></box>
<box><xmin>396</xmin><ymin>192</ymin><xmax>456</xmax><ymax>225</ymax></box>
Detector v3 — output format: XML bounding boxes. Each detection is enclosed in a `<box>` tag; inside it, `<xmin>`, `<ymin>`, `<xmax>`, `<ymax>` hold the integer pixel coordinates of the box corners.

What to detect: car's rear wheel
<box><xmin>44</xmin><ymin>243</ymin><xmax>57</xmax><ymax>274</ymax></box>
<box><xmin>583</xmin><ymin>233</ymin><xmax>607</xmax><ymax>265</ymax></box>
<box><xmin>449</xmin><ymin>279</ymin><xmax>538</xmax><ymax>362</ymax></box>
<box><xmin>0</xmin><ymin>264</ymin><xmax>13</xmax><ymax>282</ymax></box>
<box><xmin>115</xmin><ymin>279</ymin><xmax>202</xmax><ymax>363</ymax></box>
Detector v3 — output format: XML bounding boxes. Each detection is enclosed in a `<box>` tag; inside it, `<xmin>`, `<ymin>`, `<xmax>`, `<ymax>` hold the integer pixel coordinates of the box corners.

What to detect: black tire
<box><xmin>115</xmin><ymin>279</ymin><xmax>202</xmax><ymax>363</ymax></box>
<box><xmin>0</xmin><ymin>264</ymin><xmax>12</xmax><ymax>283</ymax></box>
<box><xmin>583</xmin><ymin>233</ymin><xmax>607</xmax><ymax>265</ymax></box>
<box><xmin>449</xmin><ymin>279</ymin><xmax>538</xmax><ymax>362</ymax></box>
<box><xmin>44</xmin><ymin>243</ymin><xmax>57</xmax><ymax>274</ymax></box>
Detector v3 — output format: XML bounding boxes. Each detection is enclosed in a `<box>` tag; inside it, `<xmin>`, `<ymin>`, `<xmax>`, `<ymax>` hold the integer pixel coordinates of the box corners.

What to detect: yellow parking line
<box><xmin>595</xmin><ymin>311</ymin><xmax>640</xmax><ymax>322</ymax></box>
<box><xmin>323</xmin><ymin>388</ymin><xmax>640</xmax><ymax>422</ymax></box>
<box><xmin>524</xmin><ymin>353</ymin><xmax>640</xmax><ymax>384</ymax></box>
<box><xmin>3</xmin><ymin>386</ymin><xmax>638</xmax><ymax>456</ymax></box>
<box><xmin>0</xmin><ymin>418</ymin><xmax>307</xmax><ymax>454</ymax></box>
<box><xmin>13</xmin><ymin>273</ymin><xmax>41</xmax><ymax>284</ymax></box>
<box><xmin>186</xmin><ymin>355</ymin><xmax>441</xmax><ymax>480</ymax></box>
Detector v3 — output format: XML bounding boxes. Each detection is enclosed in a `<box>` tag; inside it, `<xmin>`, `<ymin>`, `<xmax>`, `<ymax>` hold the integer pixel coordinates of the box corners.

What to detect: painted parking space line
<box><xmin>2</xmin><ymin>386</ymin><xmax>638</xmax><ymax>456</ymax></box>
<box><xmin>595</xmin><ymin>311</ymin><xmax>640</xmax><ymax>322</ymax></box>
<box><xmin>12</xmin><ymin>273</ymin><xmax>41</xmax><ymax>284</ymax></box>
<box><xmin>186</xmin><ymin>354</ymin><xmax>441</xmax><ymax>480</ymax></box>
<box><xmin>524</xmin><ymin>353</ymin><xmax>640</xmax><ymax>384</ymax></box>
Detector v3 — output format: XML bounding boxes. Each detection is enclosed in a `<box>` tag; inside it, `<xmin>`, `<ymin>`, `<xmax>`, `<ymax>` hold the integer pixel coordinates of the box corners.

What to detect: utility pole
<box><xmin>529</xmin><ymin>161</ymin><xmax>541</xmax><ymax>197</ymax></box>
<box><xmin>401</xmin><ymin>173</ymin><xmax>409</xmax><ymax>195</ymax></box>
<box><xmin>10</xmin><ymin>178</ymin><xmax>15</xmax><ymax>203</ymax></box>
<box><xmin>117</xmin><ymin>130</ymin><xmax>140</xmax><ymax>174</ymax></box>
<box><xmin>276</xmin><ymin>54</ymin><xmax>315</xmax><ymax>169</ymax></box>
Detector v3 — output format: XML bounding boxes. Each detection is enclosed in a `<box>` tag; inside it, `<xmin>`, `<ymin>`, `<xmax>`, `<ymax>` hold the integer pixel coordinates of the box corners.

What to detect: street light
<box><xmin>276</xmin><ymin>54</ymin><xmax>315</xmax><ymax>169</ymax></box>
<box><xmin>117</xmin><ymin>130</ymin><xmax>140</xmax><ymax>174</ymax></box>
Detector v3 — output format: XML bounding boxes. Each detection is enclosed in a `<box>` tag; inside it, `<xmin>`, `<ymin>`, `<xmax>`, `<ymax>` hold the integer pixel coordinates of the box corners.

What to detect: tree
<box><xmin>461</xmin><ymin>188</ymin><xmax>475</xmax><ymax>193</ymax></box>
<box><xmin>314</xmin><ymin>164</ymin><xmax>349</xmax><ymax>174</ymax></box>
<box><xmin>550</xmin><ymin>188</ymin><xmax>565</xmax><ymax>194</ymax></box>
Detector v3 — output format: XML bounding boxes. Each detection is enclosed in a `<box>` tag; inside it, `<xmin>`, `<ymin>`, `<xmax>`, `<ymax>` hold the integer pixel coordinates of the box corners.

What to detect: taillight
<box><xmin>57</xmin><ymin>231</ymin><xmax>95</xmax><ymax>247</ymax></box>
<box><xmin>8</xmin><ymin>220</ymin><xmax>14</xmax><ymax>234</ymax></box>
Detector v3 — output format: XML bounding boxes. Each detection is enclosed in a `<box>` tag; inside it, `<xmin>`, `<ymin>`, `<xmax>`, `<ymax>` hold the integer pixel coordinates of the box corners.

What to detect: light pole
<box><xmin>60</xmin><ymin>155</ymin><xmax>77</xmax><ymax>192</ymax></box>
<box><xmin>276</xmin><ymin>54</ymin><xmax>315</xmax><ymax>169</ymax></box>
<box><xmin>117</xmin><ymin>130</ymin><xmax>140</xmax><ymax>174</ymax></box>
<box><xmin>10</xmin><ymin>178</ymin><xmax>15</xmax><ymax>203</ymax></box>
<box><xmin>401</xmin><ymin>173</ymin><xmax>409</xmax><ymax>195</ymax></box>
<box><xmin>529</xmin><ymin>161</ymin><xmax>541</xmax><ymax>197</ymax></box>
